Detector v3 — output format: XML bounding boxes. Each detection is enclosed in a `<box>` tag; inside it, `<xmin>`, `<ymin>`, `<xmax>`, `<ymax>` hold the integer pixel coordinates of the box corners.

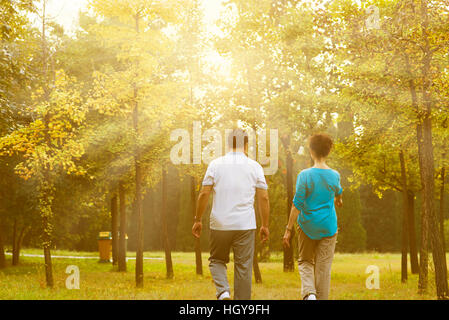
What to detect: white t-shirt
<box><xmin>202</xmin><ymin>151</ymin><xmax>268</xmax><ymax>231</ymax></box>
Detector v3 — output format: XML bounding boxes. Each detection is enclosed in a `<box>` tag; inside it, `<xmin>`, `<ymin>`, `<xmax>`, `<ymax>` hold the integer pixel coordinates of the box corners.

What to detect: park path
<box><xmin>5</xmin><ymin>252</ymin><xmax>163</xmax><ymax>261</ymax></box>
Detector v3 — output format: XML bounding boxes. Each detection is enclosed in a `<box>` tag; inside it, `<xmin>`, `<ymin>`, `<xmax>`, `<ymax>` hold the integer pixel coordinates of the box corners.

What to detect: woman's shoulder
<box><xmin>300</xmin><ymin>167</ymin><xmax>340</xmax><ymax>178</ymax></box>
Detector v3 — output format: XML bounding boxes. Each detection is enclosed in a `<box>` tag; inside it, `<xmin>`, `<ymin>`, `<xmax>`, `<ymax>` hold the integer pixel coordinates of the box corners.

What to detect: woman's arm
<box><xmin>334</xmin><ymin>194</ymin><xmax>343</xmax><ymax>208</ymax></box>
<box><xmin>283</xmin><ymin>173</ymin><xmax>306</xmax><ymax>248</ymax></box>
<box><xmin>283</xmin><ymin>203</ymin><xmax>301</xmax><ymax>248</ymax></box>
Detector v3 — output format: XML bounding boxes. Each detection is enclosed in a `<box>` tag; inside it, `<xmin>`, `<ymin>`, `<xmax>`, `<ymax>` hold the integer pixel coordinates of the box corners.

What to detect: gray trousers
<box><xmin>297</xmin><ymin>227</ymin><xmax>337</xmax><ymax>300</ymax></box>
<box><xmin>209</xmin><ymin>229</ymin><xmax>255</xmax><ymax>300</ymax></box>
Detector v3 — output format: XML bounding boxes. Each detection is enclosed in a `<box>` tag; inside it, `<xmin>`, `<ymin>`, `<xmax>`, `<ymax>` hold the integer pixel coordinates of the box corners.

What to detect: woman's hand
<box><xmin>334</xmin><ymin>195</ymin><xmax>343</xmax><ymax>208</ymax></box>
<box><xmin>283</xmin><ymin>229</ymin><xmax>292</xmax><ymax>248</ymax></box>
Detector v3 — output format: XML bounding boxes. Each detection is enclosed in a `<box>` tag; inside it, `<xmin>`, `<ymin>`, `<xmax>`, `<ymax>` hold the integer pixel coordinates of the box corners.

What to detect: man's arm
<box><xmin>256</xmin><ymin>188</ymin><xmax>270</xmax><ymax>243</ymax></box>
<box><xmin>192</xmin><ymin>185</ymin><xmax>213</xmax><ymax>238</ymax></box>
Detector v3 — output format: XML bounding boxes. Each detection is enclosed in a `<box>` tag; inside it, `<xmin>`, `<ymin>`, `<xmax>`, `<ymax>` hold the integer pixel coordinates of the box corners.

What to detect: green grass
<box><xmin>0</xmin><ymin>249</ymin><xmax>443</xmax><ymax>300</ymax></box>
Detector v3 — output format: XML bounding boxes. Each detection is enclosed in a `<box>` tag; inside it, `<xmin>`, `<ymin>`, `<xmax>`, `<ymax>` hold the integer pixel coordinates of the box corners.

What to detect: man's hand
<box><xmin>192</xmin><ymin>186</ymin><xmax>212</xmax><ymax>239</ymax></box>
<box><xmin>259</xmin><ymin>226</ymin><xmax>269</xmax><ymax>243</ymax></box>
<box><xmin>283</xmin><ymin>229</ymin><xmax>292</xmax><ymax>248</ymax></box>
<box><xmin>192</xmin><ymin>222</ymin><xmax>202</xmax><ymax>239</ymax></box>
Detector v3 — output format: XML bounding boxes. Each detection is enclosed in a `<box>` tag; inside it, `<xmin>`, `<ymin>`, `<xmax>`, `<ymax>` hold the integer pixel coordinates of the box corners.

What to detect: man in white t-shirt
<box><xmin>192</xmin><ymin>129</ymin><xmax>270</xmax><ymax>300</ymax></box>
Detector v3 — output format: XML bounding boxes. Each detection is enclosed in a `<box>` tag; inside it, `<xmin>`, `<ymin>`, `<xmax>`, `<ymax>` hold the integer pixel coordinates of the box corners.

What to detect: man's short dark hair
<box><xmin>228</xmin><ymin>129</ymin><xmax>249</xmax><ymax>149</ymax></box>
<box><xmin>308</xmin><ymin>133</ymin><xmax>333</xmax><ymax>158</ymax></box>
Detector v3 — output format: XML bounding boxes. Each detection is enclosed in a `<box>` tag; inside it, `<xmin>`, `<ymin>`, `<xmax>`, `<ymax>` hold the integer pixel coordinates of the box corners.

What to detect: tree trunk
<box><xmin>118</xmin><ymin>181</ymin><xmax>127</xmax><ymax>272</ymax></box>
<box><xmin>253</xmin><ymin>234</ymin><xmax>262</xmax><ymax>283</ymax></box>
<box><xmin>253</xmin><ymin>193</ymin><xmax>262</xmax><ymax>283</ymax></box>
<box><xmin>12</xmin><ymin>219</ymin><xmax>17</xmax><ymax>266</ymax></box>
<box><xmin>12</xmin><ymin>224</ymin><xmax>27</xmax><ymax>266</ymax></box>
<box><xmin>111</xmin><ymin>193</ymin><xmax>119</xmax><ymax>266</ymax></box>
<box><xmin>134</xmin><ymin>137</ymin><xmax>144</xmax><ymax>287</ymax></box>
<box><xmin>132</xmin><ymin>11</ymin><xmax>145</xmax><ymax>289</ymax></box>
<box><xmin>191</xmin><ymin>176</ymin><xmax>203</xmax><ymax>275</ymax></box>
<box><xmin>404</xmin><ymin>51</ymin><xmax>428</xmax><ymax>293</ymax></box>
<box><xmin>42</xmin><ymin>196</ymin><xmax>54</xmax><ymax>288</ymax></box>
<box><xmin>40</xmin><ymin>0</ymin><xmax>54</xmax><ymax>289</ymax></box>
<box><xmin>399</xmin><ymin>151</ymin><xmax>409</xmax><ymax>283</ymax></box>
<box><xmin>440</xmin><ymin>167</ymin><xmax>446</xmax><ymax>255</ymax></box>
<box><xmin>0</xmin><ymin>223</ymin><xmax>6</xmax><ymax>269</ymax></box>
<box><xmin>417</xmin><ymin>123</ymin><xmax>429</xmax><ymax>293</ymax></box>
<box><xmin>408</xmin><ymin>75</ymin><xmax>428</xmax><ymax>292</ymax></box>
<box><xmin>417</xmin><ymin>1</ymin><xmax>448</xmax><ymax>298</ymax></box>
<box><xmin>161</xmin><ymin>167</ymin><xmax>174</xmax><ymax>279</ymax></box>
<box><xmin>407</xmin><ymin>191</ymin><xmax>419</xmax><ymax>274</ymax></box>
<box><xmin>281</xmin><ymin>135</ymin><xmax>294</xmax><ymax>272</ymax></box>
<box><xmin>421</xmin><ymin>114</ymin><xmax>448</xmax><ymax>299</ymax></box>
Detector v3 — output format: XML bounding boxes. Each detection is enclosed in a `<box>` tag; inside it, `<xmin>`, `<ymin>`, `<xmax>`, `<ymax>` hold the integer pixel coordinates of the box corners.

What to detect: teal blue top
<box><xmin>293</xmin><ymin>167</ymin><xmax>342</xmax><ymax>240</ymax></box>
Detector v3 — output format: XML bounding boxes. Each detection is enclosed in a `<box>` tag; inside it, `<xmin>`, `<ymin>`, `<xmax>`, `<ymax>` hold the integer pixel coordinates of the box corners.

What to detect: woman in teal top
<box><xmin>283</xmin><ymin>133</ymin><xmax>343</xmax><ymax>301</ymax></box>
<box><xmin>293</xmin><ymin>167</ymin><xmax>342</xmax><ymax>240</ymax></box>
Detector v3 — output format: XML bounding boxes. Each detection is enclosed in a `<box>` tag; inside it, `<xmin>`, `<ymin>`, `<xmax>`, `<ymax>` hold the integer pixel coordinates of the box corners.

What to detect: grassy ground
<box><xmin>0</xmin><ymin>249</ymin><xmax>443</xmax><ymax>300</ymax></box>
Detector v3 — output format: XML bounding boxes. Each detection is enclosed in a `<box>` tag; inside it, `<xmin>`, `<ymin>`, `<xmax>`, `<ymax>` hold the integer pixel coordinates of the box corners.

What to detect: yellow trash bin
<box><xmin>98</xmin><ymin>231</ymin><xmax>112</xmax><ymax>263</ymax></box>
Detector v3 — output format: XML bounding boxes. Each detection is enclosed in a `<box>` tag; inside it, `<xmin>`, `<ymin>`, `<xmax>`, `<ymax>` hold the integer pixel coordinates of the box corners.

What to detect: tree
<box><xmin>89</xmin><ymin>0</ymin><xmax>188</xmax><ymax>287</ymax></box>
<box><xmin>111</xmin><ymin>192</ymin><xmax>119</xmax><ymax>265</ymax></box>
<box><xmin>0</xmin><ymin>223</ymin><xmax>6</xmax><ymax>269</ymax></box>
<box><xmin>0</xmin><ymin>68</ymin><xmax>88</xmax><ymax>287</ymax></box>
<box><xmin>161</xmin><ymin>165</ymin><xmax>174</xmax><ymax>279</ymax></box>
<box><xmin>324</xmin><ymin>0</ymin><xmax>449</xmax><ymax>298</ymax></box>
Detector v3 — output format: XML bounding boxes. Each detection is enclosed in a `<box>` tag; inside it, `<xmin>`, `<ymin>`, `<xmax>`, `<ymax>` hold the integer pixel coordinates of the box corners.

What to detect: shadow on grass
<box><xmin>0</xmin><ymin>262</ymin><xmax>41</xmax><ymax>276</ymax></box>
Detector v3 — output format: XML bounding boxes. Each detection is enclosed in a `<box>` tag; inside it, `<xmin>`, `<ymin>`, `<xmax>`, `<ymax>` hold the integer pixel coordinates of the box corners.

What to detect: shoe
<box><xmin>218</xmin><ymin>291</ymin><xmax>231</xmax><ymax>300</ymax></box>
<box><xmin>304</xmin><ymin>293</ymin><xmax>317</xmax><ymax>300</ymax></box>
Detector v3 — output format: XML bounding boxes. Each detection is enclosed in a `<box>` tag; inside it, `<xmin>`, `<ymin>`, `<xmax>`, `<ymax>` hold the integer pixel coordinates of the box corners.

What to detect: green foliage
<box><xmin>360</xmin><ymin>185</ymin><xmax>401</xmax><ymax>252</ymax></box>
<box><xmin>335</xmin><ymin>187</ymin><xmax>367</xmax><ymax>252</ymax></box>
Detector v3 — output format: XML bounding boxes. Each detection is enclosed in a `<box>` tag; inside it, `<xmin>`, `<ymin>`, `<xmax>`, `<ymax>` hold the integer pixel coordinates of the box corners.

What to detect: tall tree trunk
<box><xmin>161</xmin><ymin>166</ymin><xmax>174</xmax><ymax>279</ymax></box>
<box><xmin>118</xmin><ymin>181</ymin><xmax>127</xmax><ymax>272</ymax></box>
<box><xmin>281</xmin><ymin>135</ymin><xmax>294</xmax><ymax>272</ymax></box>
<box><xmin>244</xmin><ymin>57</ymin><xmax>264</xmax><ymax>279</ymax></box>
<box><xmin>407</xmin><ymin>191</ymin><xmax>420</xmax><ymax>274</ymax></box>
<box><xmin>12</xmin><ymin>224</ymin><xmax>27</xmax><ymax>266</ymax></box>
<box><xmin>12</xmin><ymin>219</ymin><xmax>17</xmax><ymax>266</ymax></box>
<box><xmin>399</xmin><ymin>151</ymin><xmax>409</xmax><ymax>282</ymax></box>
<box><xmin>419</xmin><ymin>2</ymin><xmax>448</xmax><ymax>298</ymax></box>
<box><xmin>111</xmin><ymin>193</ymin><xmax>119</xmax><ymax>266</ymax></box>
<box><xmin>0</xmin><ymin>223</ymin><xmax>6</xmax><ymax>269</ymax></box>
<box><xmin>42</xmin><ymin>193</ymin><xmax>54</xmax><ymax>288</ymax></box>
<box><xmin>191</xmin><ymin>176</ymin><xmax>203</xmax><ymax>275</ymax></box>
<box><xmin>421</xmin><ymin>114</ymin><xmax>448</xmax><ymax>299</ymax></box>
<box><xmin>404</xmin><ymin>52</ymin><xmax>428</xmax><ymax>293</ymax></box>
<box><xmin>417</xmin><ymin>122</ymin><xmax>429</xmax><ymax>290</ymax></box>
<box><xmin>134</xmin><ymin>124</ymin><xmax>144</xmax><ymax>287</ymax></box>
<box><xmin>440</xmin><ymin>167</ymin><xmax>446</xmax><ymax>255</ymax></box>
<box><xmin>132</xmin><ymin>12</ymin><xmax>145</xmax><ymax>288</ymax></box>
<box><xmin>253</xmin><ymin>193</ymin><xmax>262</xmax><ymax>283</ymax></box>
<box><xmin>40</xmin><ymin>0</ymin><xmax>53</xmax><ymax>289</ymax></box>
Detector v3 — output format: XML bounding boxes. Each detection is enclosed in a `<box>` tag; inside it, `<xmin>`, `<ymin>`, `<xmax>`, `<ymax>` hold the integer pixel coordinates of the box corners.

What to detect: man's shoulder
<box><xmin>208</xmin><ymin>155</ymin><xmax>226</xmax><ymax>166</ymax></box>
<box><xmin>246</xmin><ymin>157</ymin><xmax>264</xmax><ymax>169</ymax></box>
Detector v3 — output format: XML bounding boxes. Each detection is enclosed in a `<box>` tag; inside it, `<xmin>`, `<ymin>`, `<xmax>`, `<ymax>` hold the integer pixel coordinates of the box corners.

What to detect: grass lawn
<box><xmin>0</xmin><ymin>249</ymin><xmax>443</xmax><ymax>300</ymax></box>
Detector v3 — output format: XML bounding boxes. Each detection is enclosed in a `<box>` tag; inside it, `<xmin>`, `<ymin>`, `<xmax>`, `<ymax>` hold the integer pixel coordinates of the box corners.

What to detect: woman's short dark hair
<box><xmin>308</xmin><ymin>133</ymin><xmax>333</xmax><ymax>158</ymax></box>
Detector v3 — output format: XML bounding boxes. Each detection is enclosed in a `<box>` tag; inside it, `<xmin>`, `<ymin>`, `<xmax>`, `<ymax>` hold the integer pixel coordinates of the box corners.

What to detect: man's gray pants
<box><xmin>209</xmin><ymin>229</ymin><xmax>255</xmax><ymax>300</ymax></box>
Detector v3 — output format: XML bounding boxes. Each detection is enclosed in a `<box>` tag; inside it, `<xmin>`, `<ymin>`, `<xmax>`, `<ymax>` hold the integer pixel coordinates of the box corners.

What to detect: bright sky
<box><xmin>43</xmin><ymin>0</ymin><xmax>225</xmax><ymax>33</ymax></box>
<box><xmin>39</xmin><ymin>0</ymin><xmax>232</xmax><ymax>79</ymax></box>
